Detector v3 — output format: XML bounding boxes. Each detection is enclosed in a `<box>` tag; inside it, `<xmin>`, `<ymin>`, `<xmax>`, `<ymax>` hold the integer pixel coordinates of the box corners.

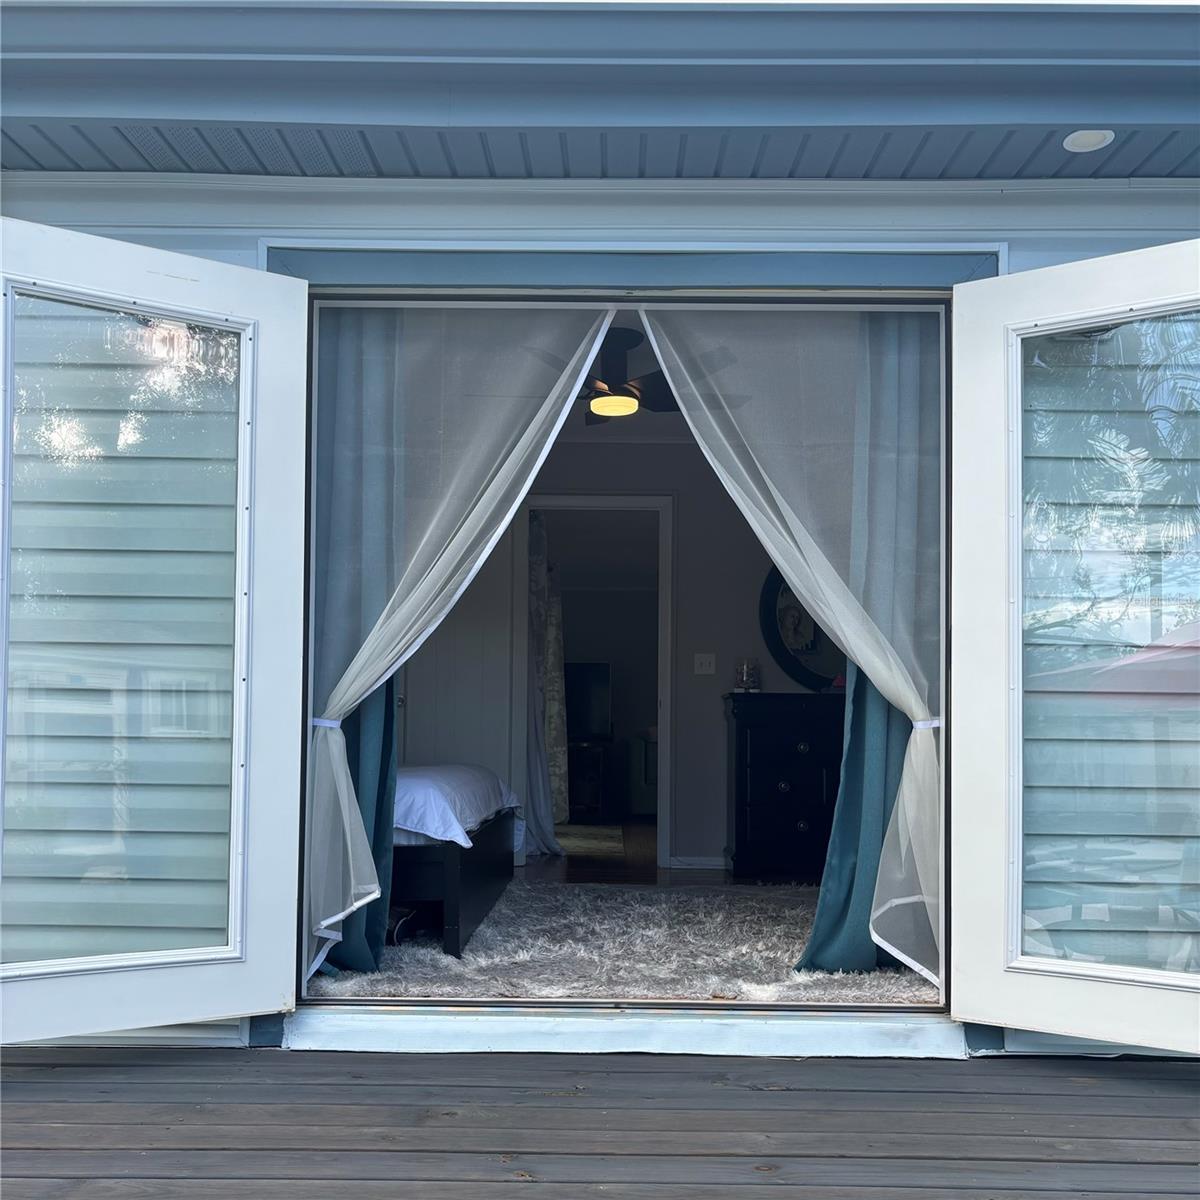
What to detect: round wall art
<box><xmin>758</xmin><ymin>567</ymin><xmax>846</xmax><ymax>691</ymax></box>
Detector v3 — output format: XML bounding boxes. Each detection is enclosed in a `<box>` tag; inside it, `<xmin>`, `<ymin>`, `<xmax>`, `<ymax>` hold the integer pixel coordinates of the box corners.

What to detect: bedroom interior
<box><xmin>304</xmin><ymin>303</ymin><xmax>943</xmax><ymax>1007</ymax></box>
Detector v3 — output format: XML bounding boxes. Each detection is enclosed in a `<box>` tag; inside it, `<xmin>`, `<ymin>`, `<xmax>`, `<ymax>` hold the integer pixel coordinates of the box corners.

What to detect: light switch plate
<box><xmin>693</xmin><ymin>652</ymin><xmax>716</xmax><ymax>675</ymax></box>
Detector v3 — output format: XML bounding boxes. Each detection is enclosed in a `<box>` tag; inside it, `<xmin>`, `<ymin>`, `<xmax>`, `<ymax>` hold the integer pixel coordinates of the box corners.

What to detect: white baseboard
<box><xmin>668</xmin><ymin>856</ymin><xmax>726</xmax><ymax>870</ymax></box>
<box><xmin>286</xmin><ymin>1006</ymin><xmax>965</xmax><ymax>1058</ymax></box>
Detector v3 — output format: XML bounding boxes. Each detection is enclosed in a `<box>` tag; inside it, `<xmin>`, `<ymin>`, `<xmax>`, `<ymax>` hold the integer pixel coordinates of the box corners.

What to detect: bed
<box><xmin>389</xmin><ymin>765</ymin><xmax>520</xmax><ymax>957</ymax></box>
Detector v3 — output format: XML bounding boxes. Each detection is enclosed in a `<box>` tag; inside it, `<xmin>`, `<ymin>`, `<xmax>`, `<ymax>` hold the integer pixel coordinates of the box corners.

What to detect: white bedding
<box><xmin>391</xmin><ymin>764</ymin><xmax>519</xmax><ymax>849</ymax></box>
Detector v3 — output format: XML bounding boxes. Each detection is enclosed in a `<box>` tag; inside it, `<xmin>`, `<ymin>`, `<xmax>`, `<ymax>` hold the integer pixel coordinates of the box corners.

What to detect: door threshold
<box><xmin>285</xmin><ymin>1004</ymin><xmax>967</xmax><ymax>1058</ymax></box>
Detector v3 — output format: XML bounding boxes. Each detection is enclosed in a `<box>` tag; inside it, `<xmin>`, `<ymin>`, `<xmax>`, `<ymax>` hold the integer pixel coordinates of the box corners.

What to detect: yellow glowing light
<box><xmin>589</xmin><ymin>392</ymin><xmax>639</xmax><ymax>417</ymax></box>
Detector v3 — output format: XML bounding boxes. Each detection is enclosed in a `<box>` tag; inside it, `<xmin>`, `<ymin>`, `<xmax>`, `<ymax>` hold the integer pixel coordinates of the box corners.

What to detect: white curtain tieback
<box><xmin>912</xmin><ymin>718</ymin><xmax>941</xmax><ymax>730</ymax></box>
<box><xmin>312</xmin><ymin>718</ymin><xmax>342</xmax><ymax>729</ymax></box>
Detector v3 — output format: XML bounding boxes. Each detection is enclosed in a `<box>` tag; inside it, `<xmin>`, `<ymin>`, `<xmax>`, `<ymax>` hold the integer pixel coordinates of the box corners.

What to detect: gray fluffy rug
<box><xmin>309</xmin><ymin>880</ymin><xmax>937</xmax><ymax>1005</ymax></box>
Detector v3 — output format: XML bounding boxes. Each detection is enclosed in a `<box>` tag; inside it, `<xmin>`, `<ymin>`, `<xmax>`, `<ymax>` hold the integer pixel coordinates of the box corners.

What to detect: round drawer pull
<box><xmin>796</xmin><ymin>741</ymin><xmax>810</xmax><ymax>754</ymax></box>
<box><xmin>796</xmin><ymin>819</ymin><xmax>809</xmax><ymax>833</ymax></box>
<box><xmin>777</xmin><ymin>780</ymin><xmax>791</xmax><ymax>793</ymax></box>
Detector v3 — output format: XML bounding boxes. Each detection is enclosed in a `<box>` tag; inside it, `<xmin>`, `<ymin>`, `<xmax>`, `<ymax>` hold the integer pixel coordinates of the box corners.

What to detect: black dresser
<box><xmin>724</xmin><ymin>692</ymin><xmax>846</xmax><ymax>883</ymax></box>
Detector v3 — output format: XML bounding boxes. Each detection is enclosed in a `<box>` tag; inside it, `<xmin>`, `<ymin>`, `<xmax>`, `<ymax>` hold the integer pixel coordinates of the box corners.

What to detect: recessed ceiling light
<box><xmin>1062</xmin><ymin>129</ymin><xmax>1116</xmax><ymax>154</ymax></box>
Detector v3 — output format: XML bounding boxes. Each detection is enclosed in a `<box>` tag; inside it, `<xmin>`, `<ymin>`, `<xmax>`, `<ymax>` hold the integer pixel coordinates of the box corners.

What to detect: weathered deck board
<box><xmin>6</xmin><ymin>1100</ymin><xmax>1199</xmax><ymax>1141</ymax></box>
<box><xmin>5</xmin><ymin>1079</ymin><xmax>1191</xmax><ymax>1118</ymax></box>
<box><xmin>4</xmin><ymin>1056</ymin><xmax>1191</xmax><ymax>1092</ymax></box>
<box><xmin>5</xmin><ymin>1123</ymin><xmax>1198</xmax><ymax>1164</ymax></box>
<box><xmin>7</xmin><ymin>1050</ymin><xmax>1194</xmax><ymax>1086</ymax></box>
<box><xmin>5</xmin><ymin>1148</ymin><xmax>1200</xmax><ymax>1191</ymax></box>
<box><xmin>2</xmin><ymin>1186</ymin><xmax>1193</xmax><ymax>1200</ymax></box>
<box><xmin>2</xmin><ymin>1049</ymin><xmax>1196</xmax><ymax>1198</ymax></box>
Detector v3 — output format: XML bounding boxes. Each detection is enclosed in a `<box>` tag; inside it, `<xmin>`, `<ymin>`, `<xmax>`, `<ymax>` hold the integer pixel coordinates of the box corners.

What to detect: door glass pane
<box><xmin>1021</xmin><ymin>309</ymin><xmax>1200</xmax><ymax>974</ymax></box>
<box><xmin>2</xmin><ymin>293</ymin><xmax>241</xmax><ymax>965</ymax></box>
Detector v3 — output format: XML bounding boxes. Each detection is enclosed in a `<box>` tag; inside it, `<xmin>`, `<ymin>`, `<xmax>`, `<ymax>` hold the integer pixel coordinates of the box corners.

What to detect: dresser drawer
<box><xmin>741</xmin><ymin>802</ymin><xmax>834</xmax><ymax>882</ymax></box>
<box><xmin>744</xmin><ymin>799</ymin><xmax>829</xmax><ymax>844</ymax></box>
<box><xmin>748</xmin><ymin>723</ymin><xmax>843</xmax><ymax>768</ymax></box>
<box><xmin>747</xmin><ymin>764</ymin><xmax>833</xmax><ymax>807</ymax></box>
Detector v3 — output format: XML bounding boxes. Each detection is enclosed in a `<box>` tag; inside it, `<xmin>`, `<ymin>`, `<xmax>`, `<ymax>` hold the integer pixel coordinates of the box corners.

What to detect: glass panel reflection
<box><xmin>1021</xmin><ymin>309</ymin><xmax>1200</xmax><ymax>974</ymax></box>
<box><xmin>1</xmin><ymin>293</ymin><xmax>240</xmax><ymax>964</ymax></box>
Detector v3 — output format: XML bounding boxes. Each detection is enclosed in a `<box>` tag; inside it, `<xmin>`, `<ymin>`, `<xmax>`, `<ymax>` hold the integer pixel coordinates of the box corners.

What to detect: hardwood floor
<box><xmin>522</xmin><ymin>820</ymin><xmax>727</xmax><ymax>887</ymax></box>
<box><xmin>2</xmin><ymin>1047</ymin><xmax>1197</xmax><ymax>1197</ymax></box>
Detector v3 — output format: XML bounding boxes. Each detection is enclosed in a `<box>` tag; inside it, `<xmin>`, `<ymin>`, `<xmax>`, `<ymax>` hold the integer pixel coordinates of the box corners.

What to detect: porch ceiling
<box><xmin>2</xmin><ymin>2</ymin><xmax>1197</xmax><ymax>182</ymax></box>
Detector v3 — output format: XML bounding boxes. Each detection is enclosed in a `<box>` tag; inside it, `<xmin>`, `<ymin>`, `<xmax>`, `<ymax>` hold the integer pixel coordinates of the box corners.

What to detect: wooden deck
<box><xmin>2</xmin><ymin>1047</ymin><xmax>1197</xmax><ymax>1198</ymax></box>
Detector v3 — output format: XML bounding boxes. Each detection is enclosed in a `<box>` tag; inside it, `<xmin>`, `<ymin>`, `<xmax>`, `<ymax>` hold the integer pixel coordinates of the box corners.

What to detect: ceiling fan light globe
<box><xmin>589</xmin><ymin>392</ymin><xmax>640</xmax><ymax>418</ymax></box>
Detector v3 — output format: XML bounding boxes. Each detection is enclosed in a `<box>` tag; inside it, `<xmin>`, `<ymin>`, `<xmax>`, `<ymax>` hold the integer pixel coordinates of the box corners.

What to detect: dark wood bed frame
<box><xmin>388</xmin><ymin>808</ymin><xmax>515</xmax><ymax>958</ymax></box>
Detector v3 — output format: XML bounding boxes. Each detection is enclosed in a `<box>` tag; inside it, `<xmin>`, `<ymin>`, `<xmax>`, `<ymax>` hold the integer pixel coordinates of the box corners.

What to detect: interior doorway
<box><xmin>520</xmin><ymin>494</ymin><xmax>674</xmax><ymax>871</ymax></box>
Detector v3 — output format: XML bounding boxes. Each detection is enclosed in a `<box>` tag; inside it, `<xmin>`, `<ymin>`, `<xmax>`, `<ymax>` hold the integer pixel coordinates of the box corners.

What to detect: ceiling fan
<box><xmin>581</xmin><ymin>328</ymin><xmax>678</xmax><ymax>424</ymax></box>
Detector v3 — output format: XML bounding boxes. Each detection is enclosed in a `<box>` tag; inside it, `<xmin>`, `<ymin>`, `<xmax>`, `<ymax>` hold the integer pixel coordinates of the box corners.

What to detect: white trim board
<box><xmin>31</xmin><ymin>1019</ymin><xmax>251</xmax><ymax>1050</ymax></box>
<box><xmin>4</xmin><ymin>174</ymin><xmax>1197</xmax><ymax>278</ymax></box>
<box><xmin>995</xmin><ymin>1029</ymin><xmax>1196</xmax><ymax>1059</ymax></box>
<box><xmin>285</xmin><ymin>1005</ymin><xmax>966</xmax><ymax>1058</ymax></box>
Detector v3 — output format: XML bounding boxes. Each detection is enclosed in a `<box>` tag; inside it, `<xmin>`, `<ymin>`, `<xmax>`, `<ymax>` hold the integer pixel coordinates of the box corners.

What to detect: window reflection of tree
<box><xmin>1023</xmin><ymin>312</ymin><xmax>1200</xmax><ymax>670</ymax></box>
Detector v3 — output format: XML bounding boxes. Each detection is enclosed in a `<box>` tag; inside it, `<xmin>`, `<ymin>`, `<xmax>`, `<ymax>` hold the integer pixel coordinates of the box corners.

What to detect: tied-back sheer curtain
<box><xmin>307</xmin><ymin>305</ymin><xmax>613</xmax><ymax>979</ymax></box>
<box><xmin>642</xmin><ymin>308</ymin><xmax>943</xmax><ymax>983</ymax></box>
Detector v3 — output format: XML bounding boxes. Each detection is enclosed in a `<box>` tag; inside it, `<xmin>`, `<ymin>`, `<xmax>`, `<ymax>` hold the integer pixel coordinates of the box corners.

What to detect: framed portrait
<box><xmin>758</xmin><ymin>567</ymin><xmax>846</xmax><ymax>690</ymax></box>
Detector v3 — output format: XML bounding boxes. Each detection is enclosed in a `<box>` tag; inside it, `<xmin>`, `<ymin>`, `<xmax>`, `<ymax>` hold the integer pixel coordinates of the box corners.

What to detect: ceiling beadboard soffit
<box><xmin>2</xmin><ymin>3</ymin><xmax>1197</xmax><ymax>182</ymax></box>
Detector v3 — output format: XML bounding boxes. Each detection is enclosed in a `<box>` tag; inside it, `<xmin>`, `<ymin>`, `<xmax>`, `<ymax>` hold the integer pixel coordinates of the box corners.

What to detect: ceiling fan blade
<box><xmin>598</xmin><ymin>327</ymin><xmax>644</xmax><ymax>387</ymax></box>
<box><xmin>627</xmin><ymin>370</ymin><xmax>677</xmax><ymax>412</ymax></box>
<box><xmin>584</xmin><ymin>407</ymin><xmax>611</xmax><ymax>426</ymax></box>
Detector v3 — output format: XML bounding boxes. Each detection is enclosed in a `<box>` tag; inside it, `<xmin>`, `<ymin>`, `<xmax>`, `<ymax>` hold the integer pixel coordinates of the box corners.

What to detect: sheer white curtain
<box><xmin>642</xmin><ymin>307</ymin><xmax>943</xmax><ymax>983</ymax></box>
<box><xmin>307</xmin><ymin>305</ymin><xmax>613</xmax><ymax>978</ymax></box>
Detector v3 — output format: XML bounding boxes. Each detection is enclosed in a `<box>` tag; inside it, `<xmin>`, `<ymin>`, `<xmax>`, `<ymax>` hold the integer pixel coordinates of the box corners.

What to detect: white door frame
<box><xmin>515</xmin><ymin>493</ymin><xmax>675</xmax><ymax>868</ymax></box>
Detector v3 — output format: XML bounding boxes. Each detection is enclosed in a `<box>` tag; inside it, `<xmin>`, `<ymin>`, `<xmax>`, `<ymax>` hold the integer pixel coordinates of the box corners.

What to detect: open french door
<box><xmin>951</xmin><ymin>239</ymin><xmax>1200</xmax><ymax>1053</ymax></box>
<box><xmin>0</xmin><ymin>219</ymin><xmax>308</xmax><ymax>1042</ymax></box>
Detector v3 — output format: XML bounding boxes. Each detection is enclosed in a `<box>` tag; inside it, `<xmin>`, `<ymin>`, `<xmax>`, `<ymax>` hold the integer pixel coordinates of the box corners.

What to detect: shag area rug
<box><xmin>309</xmin><ymin>879</ymin><xmax>938</xmax><ymax>1005</ymax></box>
